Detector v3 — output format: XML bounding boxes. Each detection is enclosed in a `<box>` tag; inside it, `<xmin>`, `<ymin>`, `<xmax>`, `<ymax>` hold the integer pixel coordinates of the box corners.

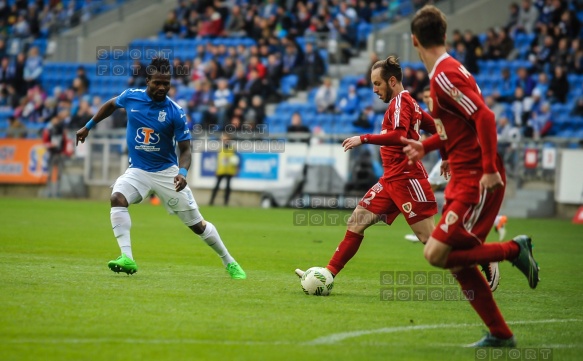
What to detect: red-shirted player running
<box><xmin>402</xmin><ymin>5</ymin><xmax>540</xmax><ymax>347</ymax></box>
<box><xmin>296</xmin><ymin>56</ymin><xmax>438</xmax><ymax>280</ymax></box>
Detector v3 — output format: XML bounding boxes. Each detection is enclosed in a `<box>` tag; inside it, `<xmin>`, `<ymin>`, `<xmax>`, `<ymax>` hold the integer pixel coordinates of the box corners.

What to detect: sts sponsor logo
<box><xmin>135</xmin><ymin>127</ymin><xmax>161</xmax><ymax>152</ymax></box>
<box><xmin>28</xmin><ymin>145</ymin><xmax>48</xmax><ymax>177</ymax></box>
<box><xmin>135</xmin><ymin>127</ymin><xmax>160</xmax><ymax>145</ymax></box>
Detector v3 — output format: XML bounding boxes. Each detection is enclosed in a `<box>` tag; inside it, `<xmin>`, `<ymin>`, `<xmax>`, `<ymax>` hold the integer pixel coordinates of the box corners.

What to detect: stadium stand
<box><xmin>0</xmin><ymin>0</ymin><xmax>581</xmax><ymax>143</ymax></box>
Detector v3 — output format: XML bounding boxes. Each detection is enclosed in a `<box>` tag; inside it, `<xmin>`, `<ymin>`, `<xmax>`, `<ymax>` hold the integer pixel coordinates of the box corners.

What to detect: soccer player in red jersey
<box><xmin>297</xmin><ymin>55</ymin><xmax>439</xmax><ymax>278</ymax></box>
<box><xmin>402</xmin><ymin>5</ymin><xmax>540</xmax><ymax>347</ymax></box>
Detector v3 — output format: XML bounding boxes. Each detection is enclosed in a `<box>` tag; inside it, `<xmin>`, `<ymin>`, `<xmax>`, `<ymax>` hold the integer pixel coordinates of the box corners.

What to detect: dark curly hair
<box><xmin>146</xmin><ymin>57</ymin><xmax>171</xmax><ymax>78</ymax></box>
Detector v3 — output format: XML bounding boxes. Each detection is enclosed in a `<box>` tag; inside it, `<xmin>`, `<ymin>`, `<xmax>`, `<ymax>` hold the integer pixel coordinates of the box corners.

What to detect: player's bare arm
<box><xmin>75</xmin><ymin>97</ymin><xmax>118</xmax><ymax>145</ymax></box>
<box><xmin>174</xmin><ymin>140</ymin><xmax>192</xmax><ymax>192</ymax></box>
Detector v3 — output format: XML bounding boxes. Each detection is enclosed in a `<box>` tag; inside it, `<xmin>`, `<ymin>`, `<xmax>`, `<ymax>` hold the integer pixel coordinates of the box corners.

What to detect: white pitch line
<box><xmin>305</xmin><ymin>319</ymin><xmax>583</xmax><ymax>345</ymax></box>
<box><xmin>1</xmin><ymin>319</ymin><xmax>580</xmax><ymax>346</ymax></box>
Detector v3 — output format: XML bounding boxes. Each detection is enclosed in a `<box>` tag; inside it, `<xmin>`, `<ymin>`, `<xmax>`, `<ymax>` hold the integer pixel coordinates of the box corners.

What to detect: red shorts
<box><xmin>432</xmin><ymin>156</ymin><xmax>506</xmax><ymax>249</ymax></box>
<box><xmin>358</xmin><ymin>177</ymin><xmax>437</xmax><ymax>225</ymax></box>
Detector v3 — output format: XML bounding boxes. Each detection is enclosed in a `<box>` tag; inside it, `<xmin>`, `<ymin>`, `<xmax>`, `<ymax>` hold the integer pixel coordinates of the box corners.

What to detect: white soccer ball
<box><xmin>301</xmin><ymin>267</ymin><xmax>334</xmax><ymax>296</ymax></box>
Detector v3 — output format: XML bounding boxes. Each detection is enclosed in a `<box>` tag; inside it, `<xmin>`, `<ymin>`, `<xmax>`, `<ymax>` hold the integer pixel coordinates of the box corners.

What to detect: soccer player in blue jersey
<box><xmin>75</xmin><ymin>57</ymin><xmax>246</xmax><ymax>279</ymax></box>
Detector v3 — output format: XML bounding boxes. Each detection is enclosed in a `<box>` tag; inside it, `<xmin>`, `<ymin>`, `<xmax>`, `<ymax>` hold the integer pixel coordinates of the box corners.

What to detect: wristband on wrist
<box><xmin>85</xmin><ymin>119</ymin><xmax>96</xmax><ymax>130</ymax></box>
<box><xmin>178</xmin><ymin>168</ymin><xmax>188</xmax><ymax>177</ymax></box>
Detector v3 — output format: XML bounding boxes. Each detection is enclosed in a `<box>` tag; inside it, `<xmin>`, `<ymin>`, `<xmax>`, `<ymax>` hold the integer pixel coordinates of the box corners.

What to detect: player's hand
<box><xmin>479</xmin><ymin>172</ymin><xmax>504</xmax><ymax>193</ymax></box>
<box><xmin>401</xmin><ymin>137</ymin><xmax>425</xmax><ymax>165</ymax></box>
<box><xmin>342</xmin><ymin>136</ymin><xmax>362</xmax><ymax>152</ymax></box>
<box><xmin>75</xmin><ymin>128</ymin><xmax>89</xmax><ymax>146</ymax></box>
<box><xmin>174</xmin><ymin>174</ymin><xmax>187</xmax><ymax>192</ymax></box>
<box><xmin>440</xmin><ymin>160</ymin><xmax>450</xmax><ymax>180</ymax></box>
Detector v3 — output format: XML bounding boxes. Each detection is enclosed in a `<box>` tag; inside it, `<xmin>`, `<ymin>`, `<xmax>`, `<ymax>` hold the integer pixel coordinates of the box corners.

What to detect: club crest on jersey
<box><xmin>402</xmin><ymin>202</ymin><xmax>412</xmax><ymax>213</ymax></box>
<box><xmin>449</xmin><ymin>87</ymin><xmax>463</xmax><ymax>102</ymax></box>
<box><xmin>158</xmin><ymin>110</ymin><xmax>167</xmax><ymax>122</ymax></box>
<box><xmin>440</xmin><ymin>211</ymin><xmax>459</xmax><ymax>233</ymax></box>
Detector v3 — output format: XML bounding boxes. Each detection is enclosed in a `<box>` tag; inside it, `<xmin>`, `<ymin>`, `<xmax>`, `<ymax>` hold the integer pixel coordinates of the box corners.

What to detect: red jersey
<box><xmin>427</xmin><ymin>54</ymin><xmax>499</xmax><ymax>180</ymax></box>
<box><xmin>362</xmin><ymin>90</ymin><xmax>435</xmax><ymax>181</ymax></box>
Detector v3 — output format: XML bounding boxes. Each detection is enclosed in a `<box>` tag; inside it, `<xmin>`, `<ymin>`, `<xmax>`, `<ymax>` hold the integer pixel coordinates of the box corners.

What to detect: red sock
<box><xmin>327</xmin><ymin>230</ymin><xmax>364</xmax><ymax>275</ymax></box>
<box><xmin>445</xmin><ymin>241</ymin><xmax>520</xmax><ymax>268</ymax></box>
<box><xmin>453</xmin><ymin>267</ymin><xmax>513</xmax><ymax>339</ymax></box>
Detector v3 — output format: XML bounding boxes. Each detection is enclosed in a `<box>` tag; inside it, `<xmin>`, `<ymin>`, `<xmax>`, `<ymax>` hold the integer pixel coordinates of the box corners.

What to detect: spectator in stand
<box><xmin>482</xmin><ymin>28</ymin><xmax>498</xmax><ymax>60</ymax></box>
<box><xmin>69</xmin><ymin>96</ymin><xmax>92</xmax><ymax>131</ymax></box>
<box><xmin>553</xmin><ymin>37</ymin><xmax>571</xmax><ymax>68</ymax></box>
<box><xmin>162</xmin><ymin>11</ymin><xmax>181</xmax><ymax>38</ymax></box>
<box><xmin>531</xmin><ymin>35</ymin><xmax>554</xmax><ymax>72</ymax></box>
<box><xmin>229</xmin><ymin>66</ymin><xmax>248</xmax><ymax>104</ymax></box>
<box><xmin>493</xmin><ymin>27</ymin><xmax>514</xmax><ymax>60</ymax></box>
<box><xmin>302</xmin><ymin>42</ymin><xmax>325</xmax><ymax>89</ymax></box>
<box><xmin>184</xmin><ymin>8</ymin><xmax>200</xmax><ymax>38</ymax></box>
<box><xmin>338</xmin><ymin>85</ymin><xmax>360</xmax><ymax>114</ymax></box>
<box><xmin>248</xmin><ymin>55</ymin><xmax>266</xmax><ymax>79</ymax></box>
<box><xmin>315</xmin><ymin>77</ymin><xmax>337</xmax><ymax>114</ymax></box>
<box><xmin>128</xmin><ymin>59</ymin><xmax>147</xmax><ymax>88</ymax></box>
<box><xmin>199</xmin><ymin>6</ymin><xmax>223</xmax><ymax>38</ymax></box>
<box><xmin>353</xmin><ymin>104</ymin><xmax>375</xmax><ymax>131</ymax></box>
<box><xmin>357</xmin><ymin>0</ymin><xmax>372</xmax><ymax>23</ymax></box>
<box><xmin>213</xmin><ymin>78</ymin><xmax>234</xmax><ymax>127</ymax></box>
<box><xmin>515</xmin><ymin>0</ymin><xmax>539</xmax><ymax>34</ymax></box>
<box><xmin>190</xmin><ymin>80</ymin><xmax>214</xmax><ymax>113</ymax></box>
<box><xmin>567</xmin><ymin>38</ymin><xmax>583</xmax><ymax>74</ymax></box>
<box><xmin>497</xmin><ymin>115</ymin><xmax>521</xmax><ymax>173</ymax></box>
<box><xmin>526</xmin><ymin>102</ymin><xmax>553</xmax><ymax>139</ymax></box>
<box><xmin>6</xmin><ymin>115</ymin><xmax>27</xmax><ymax>138</ymax></box>
<box><xmin>571</xmin><ymin>95</ymin><xmax>583</xmax><ymax>116</ymax></box>
<box><xmin>486</xmin><ymin>95</ymin><xmax>507</xmax><ymax>122</ymax></box>
<box><xmin>402</xmin><ymin>66</ymin><xmax>416</xmax><ymax>93</ymax></box>
<box><xmin>515</xmin><ymin>67</ymin><xmax>535</xmax><ymax>96</ymax></box>
<box><xmin>201</xmin><ymin>104</ymin><xmax>219</xmax><ymax>132</ymax></box>
<box><xmin>533</xmin><ymin>72</ymin><xmax>549</xmax><ymax>99</ymax></box>
<box><xmin>0</xmin><ymin>56</ymin><xmax>14</xmax><ymax>87</ymax></box>
<box><xmin>43</xmin><ymin>115</ymin><xmax>68</xmax><ymax>198</ymax></box>
<box><xmin>505</xmin><ymin>3</ymin><xmax>520</xmax><ymax>31</ymax></box>
<box><xmin>246</xmin><ymin>95</ymin><xmax>266</xmax><ymax>129</ymax></box>
<box><xmin>547</xmin><ymin>65</ymin><xmax>569</xmax><ymax>103</ymax></box>
<box><xmin>462</xmin><ymin>29</ymin><xmax>482</xmax><ymax>73</ymax></box>
<box><xmin>23</xmin><ymin>46</ymin><xmax>42</xmax><ymax>90</ymax></box>
<box><xmin>281</xmin><ymin>42</ymin><xmax>302</xmax><ymax>80</ymax></box>
<box><xmin>265</xmin><ymin>53</ymin><xmax>282</xmax><ymax>99</ymax></box>
<box><xmin>555</xmin><ymin>10</ymin><xmax>580</xmax><ymax>40</ymax></box>
<box><xmin>511</xmin><ymin>86</ymin><xmax>533</xmax><ymax>127</ymax></box>
<box><xmin>223</xmin><ymin>5</ymin><xmax>245</xmax><ymax>37</ymax></box>
<box><xmin>451</xmin><ymin>29</ymin><xmax>463</xmax><ymax>49</ymax></box>
<box><xmin>286</xmin><ymin>112</ymin><xmax>311</xmax><ymax>144</ymax></box>
<box><xmin>412</xmin><ymin>68</ymin><xmax>429</xmax><ymax>101</ymax></box>
<box><xmin>242</xmin><ymin>68</ymin><xmax>263</xmax><ymax>102</ymax></box>
<box><xmin>74</xmin><ymin>66</ymin><xmax>90</xmax><ymax>93</ymax></box>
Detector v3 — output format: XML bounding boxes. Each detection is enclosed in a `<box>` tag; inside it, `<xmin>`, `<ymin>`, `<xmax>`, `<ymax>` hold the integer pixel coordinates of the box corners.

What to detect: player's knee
<box><xmin>424</xmin><ymin>247</ymin><xmax>446</xmax><ymax>268</ymax></box>
<box><xmin>110</xmin><ymin>192</ymin><xmax>128</xmax><ymax>207</ymax></box>
<box><xmin>189</xmin><ymin>220</ymin><xmax>206</xmax><ymax>235</ymax></box>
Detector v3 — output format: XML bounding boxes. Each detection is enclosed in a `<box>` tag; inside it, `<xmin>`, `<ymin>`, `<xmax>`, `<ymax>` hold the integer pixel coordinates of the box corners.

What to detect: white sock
<box><xmin>110</xmin><ymin>207</ymin><xmax>133</xmax><ymax>260</ymax></box>
<box><xmin>494</xmin><ymin>215</ymin><xmax>502</xmax><ymax>228</ymax></box>
<box><xmin>199</xmin><ymin>222</ymin><xmax>235</xmax><ymax>267</ymax></box>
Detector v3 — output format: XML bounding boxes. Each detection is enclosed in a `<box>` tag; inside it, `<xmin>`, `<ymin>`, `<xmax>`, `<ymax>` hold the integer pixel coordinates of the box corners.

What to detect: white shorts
<box><xmin>427</xmin><ymin>159</ymin><xmax>449</xmax><ymax>187</ymax></box>
<box><xmin>112</xmin><ymin>166</ymin><xmax>200</xmax><ymax>217</ymax></box>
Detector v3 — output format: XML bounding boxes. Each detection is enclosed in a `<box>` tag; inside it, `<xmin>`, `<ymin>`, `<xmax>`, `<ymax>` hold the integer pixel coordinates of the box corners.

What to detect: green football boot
<box><xmin>226</xmin><ymin>262</ymin><xmax>246</xmax><ymax>279</ymax></box>
<box><xmin>511</xmin><ymin>235</ymin><xmax>539</xmax><ymax>289</ymax></box>
<box><xmin>108</xmin><ymin>254</ymin><xmax>138</xmax><ymax>275</ymax></box>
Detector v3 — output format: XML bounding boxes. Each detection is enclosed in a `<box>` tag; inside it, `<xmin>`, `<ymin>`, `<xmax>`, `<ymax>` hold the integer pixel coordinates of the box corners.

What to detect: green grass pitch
<box><xmin>0</xmin><ymin>198</ymin><xmax>582</xmax><ymax>361</ymax></box>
